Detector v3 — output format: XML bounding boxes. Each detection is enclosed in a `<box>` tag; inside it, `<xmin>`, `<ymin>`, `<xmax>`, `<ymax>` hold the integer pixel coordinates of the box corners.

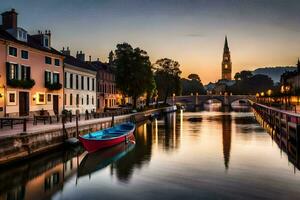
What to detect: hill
<box><xmin>252</xmin><ymin>66</ymin><xmax>296</xmax><ymax>83</ymax></box>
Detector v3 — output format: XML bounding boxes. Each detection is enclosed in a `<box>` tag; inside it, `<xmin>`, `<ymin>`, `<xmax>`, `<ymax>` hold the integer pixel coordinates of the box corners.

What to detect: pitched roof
<box><xmin>91</xmin><ymin>61</ymin><xmax>114</xmax><ymax>73</ymax></box>
<box><xmin>0</xmin><ymin>28</ymin><xmax>63</xmax><ymax>56</ymax></box>
<box><xmin>64</xmin><ymin>55</ymin><xmax>97</xmax><ymax>72</ymax></box>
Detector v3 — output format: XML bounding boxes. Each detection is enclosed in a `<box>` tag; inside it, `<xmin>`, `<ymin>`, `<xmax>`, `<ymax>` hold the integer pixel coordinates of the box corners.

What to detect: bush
<box><xmin>7</xmin><ymin>79</ymin><xmax>35</xmax><ymax>89</ymax></box>
<box><xmin>45</xmin><ymin>82</ymin><xmax>62</xmax><ymax>90</ymax></box>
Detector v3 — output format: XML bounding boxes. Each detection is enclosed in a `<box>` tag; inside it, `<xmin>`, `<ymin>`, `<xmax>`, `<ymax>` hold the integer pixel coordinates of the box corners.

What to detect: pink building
<box><xmin>0</xmin><ymin>9</ymin><xmax>64</xmax><ymax>117</ymax></box>
<box><xmin>92</xmin><ymin>61</ymin><xmax>119</xmax><ymax>112</ymax></box>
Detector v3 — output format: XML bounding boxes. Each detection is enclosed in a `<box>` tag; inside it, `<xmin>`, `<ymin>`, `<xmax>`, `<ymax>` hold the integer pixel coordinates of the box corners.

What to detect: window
<box><xmin>7</xmin><ymin>91</ymin><xmax>16</xmax><ymax>105</ymax></box>
<box><xmin>7</xmin><ymin>63</ymin><xmax>18</xmax><ymax>80</ymax></box>
<box><xmin>64</xmin><ymin>94</ymin><xmax>66</xmax><ymax>105</ymax></box>
<box><xmin>70</xmin><ymin>74</ymin><xmax>73</xmax><ymax>89</ymax></box>
<box><xmin>87</xmin><ymin>95</ymin><xmax>89</xmax><ymax>105</ymax></box>
<box><xmin>21</xmin><ymin>65</ymin><xmax>30</xmax><ymax>80</ymax></box>
<box><xmin>21</xmin><ymin>50</ymin><xmax>28</xmax><ymax>59</ymax></box>
<box><xmin>76</xmin><ymin>94</ymin><xmax>79</xmax><ymax>105</ymax></box>
<box><xmin>9</xmin><ymin>46</ymin><xmax>17</xmax><ymax>57</ymax></box>
<box><xmin>37</xmin><ymin>93</ymin><xmax>45</xmax><ymax>104</ymax></box>
<box><xmin>81</xmin><ymin>76</ymin><xmax>84</xmax><ymax>90</ymax></box>
<box><xmin>76</xmin><ymin>75</ymin><xmax>79</xmax><ymax>89</ymax></box>
<box><xmin>87</xmin><ymin>77</ymin><xmax>90</xmax><ymax>90</ymax></box>
<box><xmin>47</xmin><ymin>94</ymin><xmax>52</xmax><ymax>102</ymax></box>
<box><xmin>92</xmin><ymin>78</ymin><xmax>95</xmax><ymax>91</ymax></box>
<box><xmin>81</xmin><ymin>97</ymin><xmax>83</xmax><ymax>105</ymax></box>
<box><xmin>92</xmin><ymin>96</ymin><xmax>94</xmax><ymax>105</ymax></box>
<box><xmin>70</xmin><ymin>94</ymin><xmax>73</xmax><ymax>105</ymax></box>
<box><xmin>45</xmin><ymin>71</ymin><xmax>51</xmax><ymax>84</ymax></box>
<box><xmin>44</xmin><ymin>36</ymin><xmax>49</xmax><ymax>48</ymax></box>
<box><xmin>53</xmin><ymin>73</ymin><xmax>59</xmax><ymax>84</ymax></box>
<box><xmin>64</xmin><ymin>72</ymin><xmax>67</xmax><ymax>88</ymax></box>
<box><xmin>54</xmin><ymin>59</ymin><xmax>60</xmax><ymax>66</ymax></box>
<box><xmin>45</xmin><ymin>56</ymin><xmax>52</xmax><ymax>64</ymax></box>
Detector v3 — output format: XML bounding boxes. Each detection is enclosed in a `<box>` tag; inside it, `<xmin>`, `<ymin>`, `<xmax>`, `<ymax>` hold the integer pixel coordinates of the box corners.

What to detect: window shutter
<box><xmin>21</xmin><ymin>65</ymin><xmax>25</xmax><ymax>80</ymax></box>
<box><xmin>27</xmin><ymin>67</ymin><xmax>31</xmax><ymax>79</ymax></box>
<box><xmin>57</xmin><ymin>74</ymin><xmax>60</xmax><ymax>84</ymax></box>
<box><xmin>6</xmin><ymin>62</ymin><xmax>10</xmax><ymax>81</ymax></box>
<box><xmin>44</xmin><ymin>71</ymin><xmax>47</xmax><ymax>86</ymax></box>
<box><xmin>15</xmin><ymin>64</ymin><xmax>18</xmax><ymax>80</ymax></box>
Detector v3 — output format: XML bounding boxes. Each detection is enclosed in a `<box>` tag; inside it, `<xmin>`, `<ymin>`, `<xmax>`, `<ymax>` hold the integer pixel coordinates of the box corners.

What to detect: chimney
<box><xmin>76</xmin><ymin>51</ymin><xmax>85</xmax><ymax>62</ymax></box>
<box><xmin>61</xmin><ymin>46</ymin><xmax>70</xmax><ymax>56</ymax></box>
<box><xmin>1</xmin><ymin>8</ymin><xmax>18</xmax><ymax>30</ymax></box>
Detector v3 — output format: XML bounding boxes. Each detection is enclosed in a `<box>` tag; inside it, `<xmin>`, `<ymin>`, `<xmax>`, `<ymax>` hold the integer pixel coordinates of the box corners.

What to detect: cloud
<box><xmin>185</xmin><ymin>33</ymin><xmax>205</xmax><ymax>38</ymax></box>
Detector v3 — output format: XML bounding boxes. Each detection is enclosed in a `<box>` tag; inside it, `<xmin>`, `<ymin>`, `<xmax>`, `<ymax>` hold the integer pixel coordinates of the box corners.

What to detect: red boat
<box><xmin>79</xmin><ymin>122</ymin><xmax>135</xmax><ymax>153</ymax></box>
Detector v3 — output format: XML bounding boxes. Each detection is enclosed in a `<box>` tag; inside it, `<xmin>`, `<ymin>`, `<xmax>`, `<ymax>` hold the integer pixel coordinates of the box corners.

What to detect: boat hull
<box><xmin>79</xmin><ymin>131</ymin><xmax>135</xmax><ymax>153</ymax></box>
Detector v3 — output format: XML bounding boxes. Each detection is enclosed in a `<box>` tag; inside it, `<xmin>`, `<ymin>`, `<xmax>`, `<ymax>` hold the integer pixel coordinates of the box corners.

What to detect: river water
<box><xmin>1</xmin><ymin>106</ymin><xmax>300</xmax><ymax>200</ymax></box>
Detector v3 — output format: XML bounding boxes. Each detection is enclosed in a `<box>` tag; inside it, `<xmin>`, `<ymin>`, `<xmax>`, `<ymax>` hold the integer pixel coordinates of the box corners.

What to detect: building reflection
<box><xmin>111</xmin><ymin>122</ymin><xmax>153</xmax><ymax>183</ymax></box>
<box><xmin>153</xmin><ymin>112</ymin><xmax>181</xmax><ymax>151</ymax></box>
<box><xmin>222</xmin><ymin>114</ymin><xmax>232</xmax><ymax>171</ymax></box>
<box><xmin>0</xmin><ymin>148</ymin><xmax>84</xmax><ymax>200</ymax></box>
<box><xmin>254</xmin><ymin>111</ymin><xmax>300</xmax><ymax>171</ymax></box>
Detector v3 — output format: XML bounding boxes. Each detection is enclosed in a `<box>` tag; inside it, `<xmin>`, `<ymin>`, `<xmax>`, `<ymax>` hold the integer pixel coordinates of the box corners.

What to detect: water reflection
<box><xmin>222</xmin><ymin>114</ymin><xmax>232</xmax><ymax>170</ymax></box>
<box><xmin>3</xmin><ymin>107</ymin><xmax>300</xmax><ymax>199</ymax></box>
<box><xmin>111</xmin><ymin>123</ymin><xmax>153</xmax><ymax>182</ymax></box>
<box><xmin>0</xmin><ymin>147</ymin><xmax>84</xmax><ymax>200</ymax></box>
<box><xmin>78</xmin><ymin>142</ymin><xmax>135</xmax><ymax>179</ymax></box>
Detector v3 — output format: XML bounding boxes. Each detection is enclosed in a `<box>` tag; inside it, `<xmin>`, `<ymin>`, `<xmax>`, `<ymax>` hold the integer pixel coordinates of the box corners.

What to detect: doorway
<box><xmin>53</xmin><ymin>95</ymin><xmax>59</xmax><ymax>114</ymax></box>
<box><xmin>19</xmin><ymin>92</ymin><xmax>29</xmax><ymax>116</ymax></box>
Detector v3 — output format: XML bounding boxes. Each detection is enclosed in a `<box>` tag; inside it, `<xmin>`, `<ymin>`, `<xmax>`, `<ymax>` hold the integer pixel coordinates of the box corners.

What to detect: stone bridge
<box><xmin>167</xmin><ymin>95</ymin><xmax>256</xmax><ymax>108</ymax></box>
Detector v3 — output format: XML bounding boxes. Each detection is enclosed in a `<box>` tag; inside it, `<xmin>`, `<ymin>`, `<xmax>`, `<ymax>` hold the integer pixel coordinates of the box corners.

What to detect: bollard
<box><xmin>111</xmin><ymin>115</ymin><xmax>115</xmax><ymax>127</ymax></box>
<box><xmin>76</xmin><ymin>112</ymin><xmax>79</xmax><ymax>138</ymax></box>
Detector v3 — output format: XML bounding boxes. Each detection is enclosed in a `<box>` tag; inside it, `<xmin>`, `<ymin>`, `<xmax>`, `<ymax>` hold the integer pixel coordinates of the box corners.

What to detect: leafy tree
<box><xmin>153</xmin><ymin>58</ymin><xmax>182</xmax><ymax>104</ymax></box>
<box><xmin>188</xmin><ymin>73</ymin><xmax>200</xmax><ymax>81</ymax></box>
<box><xmin>234</xmin><ymin>70</ymin><xmax>252</xmax><ymax>81</ymax></box>
<box><xmin>108</xmin><ymin>50</ymin><xmax>114</xmax><ymax>64</ymax></box>
<box><xmin>229</xmin><ymin>74</ymin><xmax>274</xmax><ymax>94</ymax></box>
<box><xmin>114</xmin><ymin>43</ymin><xmax>153</xmax><ymax>108</ymax></box>
<box><xmin>181</xmin><ymin>74</ymin><xmax>206</xmax><ymax>95</ymax></box>
<box><xmin>145</xmin><ymin>77</ymin><xmax>156</xmax><ymax>107</ymax></box>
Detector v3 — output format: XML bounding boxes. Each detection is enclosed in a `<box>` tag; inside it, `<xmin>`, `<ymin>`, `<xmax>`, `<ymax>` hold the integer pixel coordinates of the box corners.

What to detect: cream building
<box><xmin>62</xmin><ymin>49</ymin><xmax>97</xmax><ymax>114</ymax></box>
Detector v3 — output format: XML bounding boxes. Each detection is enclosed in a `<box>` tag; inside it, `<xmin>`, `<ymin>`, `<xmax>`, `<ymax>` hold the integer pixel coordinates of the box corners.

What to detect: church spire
<box><xmin>224</xmin><ymin>36</ymin><xmax>229</xmax><ymax>51</ymax></box>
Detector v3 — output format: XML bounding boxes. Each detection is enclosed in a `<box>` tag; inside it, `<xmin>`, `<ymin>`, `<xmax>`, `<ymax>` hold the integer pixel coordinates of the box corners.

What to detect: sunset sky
<box><xmin>1</xmin><ymin>0</ymin><xmax>300</xmax><ymax>84</ymax></box>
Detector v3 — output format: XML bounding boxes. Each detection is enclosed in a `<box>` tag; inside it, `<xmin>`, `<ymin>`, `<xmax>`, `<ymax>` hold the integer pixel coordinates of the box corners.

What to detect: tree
<box><xmin>188</xmin><ymin>73</ymin><xmax>200</xmax><ymax>81</ymax></box>
<box><xmin>229</xmin><ymin>74</ymin><xmax>274</xmax><ymax>94</ymax></box>
<box><xmin>234</xmin><ymin>70</ymin><xmax>252</xmax><ymax>81</ymax></box>
<box><xmin>114</xmin><ymin>43</ymin><xmax>153</xmax><ymax>108</ymax></box>
<box><xmin>153</xmin><ymin>58</ymin><xmax>182</xmax><ymax>104</ymax></box>
<box><xmin>108</xmin><ymin>50</ymin><xmax>114</xmax><ymax>64</ymax></box>
<box><xmin>181</xmin><ymin>73</ymin><xmax>206</xmax><ymax>95</ymax></box>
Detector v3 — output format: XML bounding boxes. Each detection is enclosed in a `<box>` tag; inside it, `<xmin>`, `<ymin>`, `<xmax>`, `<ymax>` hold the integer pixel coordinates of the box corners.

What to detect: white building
<box><xmin>62</xmin><ymin>48</ymin><xmax>97</xmax><ymax>114</ymax></box>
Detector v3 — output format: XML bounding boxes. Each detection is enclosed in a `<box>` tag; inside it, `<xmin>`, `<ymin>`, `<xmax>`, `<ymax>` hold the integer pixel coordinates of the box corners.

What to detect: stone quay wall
<box><xmin>0</xmin><ymin>106</ymin><xmax>177</xmax><ymax>165</ymax></box>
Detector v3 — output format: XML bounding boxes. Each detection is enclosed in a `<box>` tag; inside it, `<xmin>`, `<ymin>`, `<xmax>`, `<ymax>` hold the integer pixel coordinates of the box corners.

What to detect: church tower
<box><xmin>221</xmin><ymin>36</ymin><xmax>232</xmax><ymax>80</ymax></box>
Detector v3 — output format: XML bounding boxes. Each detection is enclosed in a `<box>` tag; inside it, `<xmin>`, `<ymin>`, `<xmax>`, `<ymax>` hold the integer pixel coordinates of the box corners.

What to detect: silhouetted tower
<box><xmin>221</xmin><ymin>36</ymin><xmax>232</xmax><ymax>80</ymax></box>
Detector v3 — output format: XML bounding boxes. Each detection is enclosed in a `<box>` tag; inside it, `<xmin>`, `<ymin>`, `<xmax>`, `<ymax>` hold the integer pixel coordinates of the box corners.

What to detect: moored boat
<box><xmin>79</xmin><ymin>122</ymin><xmax>135</xmax><ymax>153</ymax></box>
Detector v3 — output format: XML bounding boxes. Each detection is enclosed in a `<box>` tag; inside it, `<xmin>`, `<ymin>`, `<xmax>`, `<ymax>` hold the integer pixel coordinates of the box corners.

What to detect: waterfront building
<box><xmin>61</xmin><ymin>48</ymin><xmax>97</xmax><ymax>114</ymax></box>
<box><xmin>221</xmin><ymin>36</ymin><xmax>232</xmax><ymax>80</ymax></box>
<box><xmin>280</xmin><ymin>59</ymin><xmax>300</xmax><ymax>95</ymax></box>
<box><xmin>0</xmin><ymin>9</ymin><xmax>64</xmax><ymax>117</ymax></box>
<box><xmin>92</xmin><ymin>60</ymin><xmax>119</xmax><ymax>112</ymax></box>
